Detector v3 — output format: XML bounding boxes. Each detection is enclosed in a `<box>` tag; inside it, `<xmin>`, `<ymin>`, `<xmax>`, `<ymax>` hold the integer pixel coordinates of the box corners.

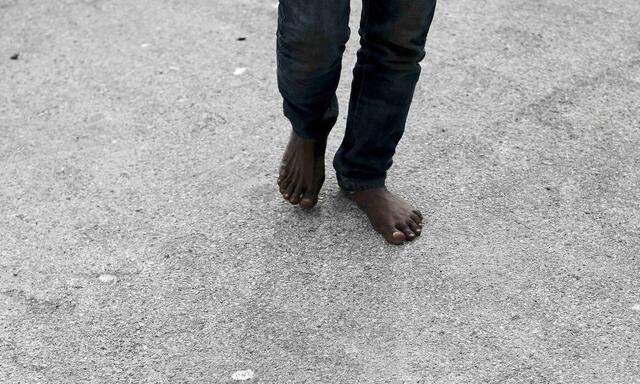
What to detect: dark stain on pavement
<box><xmin>1</xmin><ymin>289</ymin><xmax>77</xmax><ymax>314</ymax></box>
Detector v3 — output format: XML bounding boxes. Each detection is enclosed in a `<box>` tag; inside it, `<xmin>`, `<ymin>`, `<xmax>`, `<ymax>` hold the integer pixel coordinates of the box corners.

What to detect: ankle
<box><xmin>290</xmin><ymin>129</ymin><xmax>328</xmax><ymax>145</ymax></box>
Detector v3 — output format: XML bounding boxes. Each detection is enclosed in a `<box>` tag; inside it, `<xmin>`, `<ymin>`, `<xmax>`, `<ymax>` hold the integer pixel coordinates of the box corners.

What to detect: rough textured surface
<box><xmin>1</xmin><ymin>0</ymin><xmax>639</xmax><ymax>383</ymax></box>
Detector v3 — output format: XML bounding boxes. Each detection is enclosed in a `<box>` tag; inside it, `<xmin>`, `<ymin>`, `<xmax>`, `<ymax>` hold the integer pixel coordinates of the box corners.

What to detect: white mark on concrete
<box><xmin>631</xmin><ymin>304</ymin><xmax>640</xmax><ymax>311</ymax></box>
<box><xmin>231</xmin><ymin>369</ymin><xmax>254</xmax><ymax>381</ymax></box>
<box><xmin>169</xmin><ymin>66</ymin><xmax>180</xmax><ymax>71</ymax></box>
<box><xmin>98</xmin><ymin>274</ymin><xmax>117</xmax><ymax>283</ymax></box>
<box><xmin>345</xmin><ymin>345</ymin><xmax>360</xmax><ymax>354</ymax></box>
<box><xmin>141</xmin><ymin>43</ymin><xmax>149</xmax><ymax>48</ymax></box>
<box><xmin>234</xmin><ymin>67</ymin><xmax>247</xmax><ymax>75</ymax></box>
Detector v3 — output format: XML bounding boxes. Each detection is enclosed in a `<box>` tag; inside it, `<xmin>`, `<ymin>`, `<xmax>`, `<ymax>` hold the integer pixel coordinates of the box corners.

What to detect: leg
<box><xmin>276</xmin><ymin>0</ymin><xmax>350</xmax><ymax>208</ymax></box>
<box><xmin>334</xmin><ymin>0</ymin><xmax>437</xmax><ymax>243</ymax></box>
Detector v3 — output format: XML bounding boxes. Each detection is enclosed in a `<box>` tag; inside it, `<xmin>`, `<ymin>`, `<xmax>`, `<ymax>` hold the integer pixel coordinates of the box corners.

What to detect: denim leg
<box><xmin>334</xmin><ymin>0</ymin><xmax>437</xmax><ymax>191</ymax></box>
<box><xmin>276</xmin><ymin>0</ymin><xmax>351</xmax><ymax>141</ymax></box>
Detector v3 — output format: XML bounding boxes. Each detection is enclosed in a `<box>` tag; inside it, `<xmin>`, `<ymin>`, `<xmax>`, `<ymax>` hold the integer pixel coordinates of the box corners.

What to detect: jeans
<box><xmin>276</xmin><ymin>0</ymin><xmax>437</xmax><ymax>191</ymax></box>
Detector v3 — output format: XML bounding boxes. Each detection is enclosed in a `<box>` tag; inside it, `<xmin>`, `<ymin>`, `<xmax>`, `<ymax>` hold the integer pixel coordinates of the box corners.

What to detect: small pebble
<box><xmin>231</xmin><ymin>369</ymin><xmax>254</xmax><ymax>381</ymax></box>
<box><xmin>234</xmin><ymin>67</ymin><xmax>247</xmax><ymax>75</ymax></box>
<box><xmin>10</xmin><ymin>53</ymin><xmax>19</xmax><ymax>60</ymax></box>
<box><xmin>98</xmin><ymin>274</ymin><xmax>117</xmax><ymax>283</ymax></box>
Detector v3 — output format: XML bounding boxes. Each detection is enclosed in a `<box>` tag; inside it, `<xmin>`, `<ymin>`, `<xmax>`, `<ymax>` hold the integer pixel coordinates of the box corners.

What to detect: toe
<box><xmin>397</xmin><ymin>224</ymin><xmax>416</xmax><ymax>241</ymax></box>
<box><xmin>289</xmin><ymin>187</ymin><xmax>303</xmax><ymax>204</ymax></box>
<box><xmin>407</xmin><ymin>218</ymin><xmax>421</xmax><ymax>236</ymax></box>
<box><xmin>283</xmin><ymin>182</ymin><xmax>295</xmax><ymax>200</ymax></box>
<box><xmin>299</xmin><ymin>192</ymin><xmax>318</xmax><ymax>209</ymax></box>
<box><xmin>279</xmin><ymin>182</ymin><xmax>289</xmax><ymax>198</ymax></box>
<box><xmin>279</xmin><ymin>179</ymin><xmax>289</xmax><ymax>195</ymax></box>
<box><xmin>412</xmin><ymin>209</ymin><xmax>423</xmax><ymax>221</ymax></box>
<box><xmin>381</xmin><ymin>226</ymin><xmax>406</xmax><ymax>245</ymax></box>
<box><xmin>280</xmin><ymin>172</ymin><xmax>293</xmax><ymax>187</ymax></box>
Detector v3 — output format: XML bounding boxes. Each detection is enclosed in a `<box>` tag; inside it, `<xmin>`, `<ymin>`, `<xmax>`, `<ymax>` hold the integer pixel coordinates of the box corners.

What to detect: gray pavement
<box><xmin>1</xmin><ymin>0</ymin><xmax>639</xmax><ymax>382</ymax></box>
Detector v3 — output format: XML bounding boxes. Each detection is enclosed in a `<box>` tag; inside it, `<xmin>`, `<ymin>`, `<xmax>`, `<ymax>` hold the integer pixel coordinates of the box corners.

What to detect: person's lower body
<box><xmin>276</xmin><ymin>0</ymin><xmax>437</xmax><ymax>244</ymax></box>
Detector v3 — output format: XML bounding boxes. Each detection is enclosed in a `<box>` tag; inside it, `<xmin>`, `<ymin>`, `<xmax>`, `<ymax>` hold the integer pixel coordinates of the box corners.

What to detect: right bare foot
<box><xmin>350</xmin><ymin>187</ymin><xmax>423</xmax><ymax>245</ymax></box>
<box><xmin>277</xmin><ymin>130</ymin><xmax>326</xmax><ymax>208</ymax></box>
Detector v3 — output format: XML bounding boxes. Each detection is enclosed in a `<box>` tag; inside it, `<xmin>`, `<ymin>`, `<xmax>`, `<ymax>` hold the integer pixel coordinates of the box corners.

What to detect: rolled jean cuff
<box><xmin>290</xmin><ymin>124</ymin><xmax>326</xmax><ymax>141</ymax></box>
<box><xmin>336</xmin><ymin>173</ymin><xmax>386</xmax><ymax>192</ymax></box>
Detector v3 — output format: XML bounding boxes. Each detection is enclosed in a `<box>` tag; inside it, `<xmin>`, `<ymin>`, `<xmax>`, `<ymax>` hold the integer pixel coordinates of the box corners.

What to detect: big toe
<box><xmin>382</xmin><ymin>226</ymin><xmax>406</xmax><ymax>245</ymax></box>
<box><xmin>299</xmin><ymin>192</ymin><xmax>318</xmax><ymax>209</ymax></box>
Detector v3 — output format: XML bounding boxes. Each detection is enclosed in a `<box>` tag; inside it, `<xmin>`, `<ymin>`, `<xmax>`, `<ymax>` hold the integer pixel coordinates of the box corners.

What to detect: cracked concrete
<box><xmin>1</xmin><ymin>0</ymin><xmax>639</xmax><ymax>382</ymax></box>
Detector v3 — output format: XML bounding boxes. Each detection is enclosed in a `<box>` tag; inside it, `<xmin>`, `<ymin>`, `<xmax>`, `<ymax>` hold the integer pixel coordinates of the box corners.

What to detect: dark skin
<box><xmin>277</xmin><ymin>130</ymin><xmax>423</xmax><ymax>245</ymax></box>
<box><xmin>277</xmin><ymin>130</ymin><xmax>327</xmax><ymax>209</ymax></box>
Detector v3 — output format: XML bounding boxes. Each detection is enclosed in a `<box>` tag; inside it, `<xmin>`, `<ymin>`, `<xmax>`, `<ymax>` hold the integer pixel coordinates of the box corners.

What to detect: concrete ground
<box><xmin>1</xmin><ymin>0</ymin><xmax>639</xmax><ymax>382</ymax></box>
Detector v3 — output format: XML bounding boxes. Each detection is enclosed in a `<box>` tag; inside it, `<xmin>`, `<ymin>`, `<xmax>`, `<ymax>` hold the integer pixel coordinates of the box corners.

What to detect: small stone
<box><xmin>98</xmin><ymin>274</ymin><xmax>117</xmax><ymax>283</ymax></box>
<box><xmin>10</xmin><ymin>53</ymin><xmax>19</xmax><ymax>60</ymax></box>
<box><xmin>231</xmin><ymin>369</ymin><xmax>254</xmax><ymax>381</ymax></box>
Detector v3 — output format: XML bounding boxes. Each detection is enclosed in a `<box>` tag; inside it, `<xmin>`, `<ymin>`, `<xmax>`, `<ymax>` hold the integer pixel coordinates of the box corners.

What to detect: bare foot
<box><xmin>350</xmin><ymin>187</ymin><xmax>423</xmax><ymax>244</ymax></box>
<box><xmin>277</xmin><ymin>130</ymin><xmax>326</xmax><ymax>208</ymax></box>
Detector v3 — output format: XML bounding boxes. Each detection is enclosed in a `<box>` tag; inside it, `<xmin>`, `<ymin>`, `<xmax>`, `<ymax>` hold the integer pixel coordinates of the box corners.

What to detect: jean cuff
<box><xmin>291</xmin><ymin>125</ymin><xmax>327</xmax><ymax>141</ymax></box>
<box><xmin>336</xmin><ymin>173</ymin><xmax>386</xmax><ymax>193</ymax></box>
